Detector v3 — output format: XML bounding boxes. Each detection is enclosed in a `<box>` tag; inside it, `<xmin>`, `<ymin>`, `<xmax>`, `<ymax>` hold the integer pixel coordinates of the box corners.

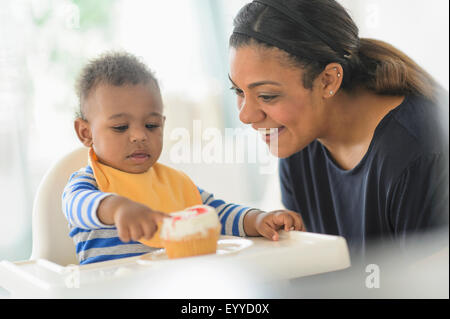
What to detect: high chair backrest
<box><xmin>30</xmin><ymin>147</ymin><xmax>89</xmax><ymax>266</ymax></box>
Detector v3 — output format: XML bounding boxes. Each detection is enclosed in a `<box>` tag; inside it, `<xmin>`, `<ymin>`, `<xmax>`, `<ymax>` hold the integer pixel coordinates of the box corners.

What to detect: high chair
<box><xmin>30</xmin><ymin>147</ymin><xmax>89</xmax><ymax>266</ymax></box>
<box><xmin>1</xmin><ymin>145</ymin><xmax>354</xmax><ymax>297</ymax></box>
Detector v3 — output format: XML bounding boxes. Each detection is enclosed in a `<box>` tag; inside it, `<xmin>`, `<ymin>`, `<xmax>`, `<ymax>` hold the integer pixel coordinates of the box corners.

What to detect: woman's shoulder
<box><xmin>379</xmin><ymin>93</ymin><xmax>448</xmax><ymax>155</ymax></box>
<box><xmin>394</xmin><ymin>93</ymin><xmax>448</xmax><ymax>138</ymax></box>
<box><xmin>365</xmin><ymin>93</ymin><xmax>448</xmax><ymax>181</ymax></box>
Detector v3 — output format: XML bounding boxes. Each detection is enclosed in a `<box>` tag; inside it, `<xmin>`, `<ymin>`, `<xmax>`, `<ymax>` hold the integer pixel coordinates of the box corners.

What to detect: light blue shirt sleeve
<box><xmin>62</xmin><ymin>166</ymin><xmax>115</xmax><ymax>230</ymax></box>
<box><xmin>62</xmin><ymin>167</ymin><xmax>257</xmax><ymax>236</ymax></box>
<box><xmin>197</xmin><ymin>187</ymin><xmax>258</xmax><ymax>237</ymax></box>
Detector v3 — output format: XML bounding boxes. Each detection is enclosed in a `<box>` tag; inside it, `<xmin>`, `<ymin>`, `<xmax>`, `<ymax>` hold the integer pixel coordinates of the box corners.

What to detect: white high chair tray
<box><xmin>0</xmin><ymin>231</ymin><xmax>350</xmax><ymax>298</ymax></box>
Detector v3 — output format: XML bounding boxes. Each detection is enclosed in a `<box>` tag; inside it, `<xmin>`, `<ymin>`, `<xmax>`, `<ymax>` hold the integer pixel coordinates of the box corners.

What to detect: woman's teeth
<box><xmin>263</xmin><ymin>128</ymin><xmax>280</xmax><ymax>135</ymax></box>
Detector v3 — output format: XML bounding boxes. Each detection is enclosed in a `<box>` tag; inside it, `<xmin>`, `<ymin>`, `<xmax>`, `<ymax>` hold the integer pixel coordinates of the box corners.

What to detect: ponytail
<box><xmin>230</xmin><ymin>0</ymin><xmax>444</xmax><ymax>103</ymax></box>
<box><xmin>356</xmin><ymin>38</ymin><xmax>441</xmax><ymax>102</ymax></box>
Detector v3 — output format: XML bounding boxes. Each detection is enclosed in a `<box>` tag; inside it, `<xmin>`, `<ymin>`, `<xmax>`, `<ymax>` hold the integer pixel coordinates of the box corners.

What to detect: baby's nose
<box><xmin>130</xmin><ymin>130</ymin><xmax>147</xmax><ymax>143</ymax></box>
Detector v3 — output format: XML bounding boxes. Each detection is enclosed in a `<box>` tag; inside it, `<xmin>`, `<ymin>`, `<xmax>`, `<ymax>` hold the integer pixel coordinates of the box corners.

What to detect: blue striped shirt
<box><xmin>62</xmin><ymin>166</ymin><xmax>255</xmax><ymax>264</ymax></box>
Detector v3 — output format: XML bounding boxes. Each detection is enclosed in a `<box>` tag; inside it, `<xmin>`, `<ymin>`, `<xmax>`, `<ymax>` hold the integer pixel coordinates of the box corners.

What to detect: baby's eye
<box><xmin>146</xmin><ymin>124</ymin><xmax>160</xmax><ymax>130</ymax></box>
<box><xmin>112</xmin><ymin>125</ymin><xmax>128</xmax><ymax>132</ymax></box>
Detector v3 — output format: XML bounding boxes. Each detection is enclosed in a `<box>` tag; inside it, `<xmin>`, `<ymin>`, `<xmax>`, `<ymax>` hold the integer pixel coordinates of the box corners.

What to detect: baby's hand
<box><xmin>254</xmin><ymin>210</ymin><xmax>305</xmax><ymax>241</ymax></box>
<box><xmin>113</xmin><ymin>199</ymin><xmax>167</xmax><ymax>243</ymax></box>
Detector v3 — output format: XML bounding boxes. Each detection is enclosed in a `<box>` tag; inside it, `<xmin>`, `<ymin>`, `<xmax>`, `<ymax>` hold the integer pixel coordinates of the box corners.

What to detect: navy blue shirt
<box><xmin>279</xmin><ymin>94</ymin><xmax>449</xmax><ymax>258</ymax></box>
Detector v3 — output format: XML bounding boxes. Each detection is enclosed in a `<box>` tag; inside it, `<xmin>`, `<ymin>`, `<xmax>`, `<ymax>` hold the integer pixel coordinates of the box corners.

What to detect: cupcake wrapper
<box><xmin>162</xmin><ymin>225</ymin><xmax>221</xmax><ymax>259</ymax></box>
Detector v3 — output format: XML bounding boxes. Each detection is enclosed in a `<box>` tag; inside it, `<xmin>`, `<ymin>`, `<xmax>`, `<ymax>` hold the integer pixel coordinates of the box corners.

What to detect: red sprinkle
<box><xmin>172</xmin><ymin>216</ymin><xmax>182</xmax><ymax>227</ymax></box>
<box><xmin>171</xmin><ymin>207</ymin><xmax>208</xmax><ymax>226</ymax></box>
<box><xmin>187</xmin><ymin>207</ymin><xmax>207</xmax><ymax>215</ymax></box>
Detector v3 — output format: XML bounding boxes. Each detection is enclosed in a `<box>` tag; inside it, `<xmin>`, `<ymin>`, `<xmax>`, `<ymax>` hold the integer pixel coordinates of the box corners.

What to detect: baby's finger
<box><xmin>259</xmin><ymin>222</ymin><xmax>280</xmax><ymax>241</ymax></box>
<box><xmin>152</xmin><ymin>211</ymin><xmax>169</xmax><ymax>223</ymax></box>
<box><xmin>272</xmin><ymin>212</ymin><xmax>293</xmax><ymax>231</ymax></box>
<box><xmin>285</xmin><ymin>212</ymin><xmax>303</xmax><ymax>231</ymax></box>
<box><xmin>142</xmin><ymin>218</ymin><xmax>159</xmax><ymax>239</ymax></box>
<box><xmin>129</xmin><ymin>225</ymin><xmax>144</xmax><ymax>242</ymax></box>
<box><xmin>296</xmin><ymin>214</ymin><xmax>307</xmax><ymax>231</ymax></box>
<box><xmin>292</xmin><ymin>214</ymin><xmax>302</xmax><ymax>231</ymax></box>
<box><xmin>283</xmin><ymin>215</ymin><xmax>295</xmax><ymax>232</ymax></box>
<box><xmin>117</xmin><ymin>226</ymin><xmax>130</xmax><ymax>243</ymax></box>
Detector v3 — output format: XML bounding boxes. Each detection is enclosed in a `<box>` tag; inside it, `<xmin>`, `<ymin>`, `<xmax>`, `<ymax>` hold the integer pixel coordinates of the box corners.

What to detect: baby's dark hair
<box><xmin>75</xmin><ymin>51</ymin><xmax>159</xmax><ymax>119</ymax></box>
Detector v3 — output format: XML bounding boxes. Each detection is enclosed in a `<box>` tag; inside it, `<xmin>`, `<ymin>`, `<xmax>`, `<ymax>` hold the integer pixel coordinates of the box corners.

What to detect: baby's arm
<box><xmin>198</xmin><ymin>187</ymin><xmax>258</xmax><ymax>237</ymax></box>
<box><xmin>197</xmin><ymin>187</ymin><xmax>305</xmax><ymax>241</ymax></box>
<box><xmin>62</xmin><ymin>166</ymin><xmax>115</xmax><ymax>229</ymax></box>
<box><xmin>62</xmin><ymin>166</ymin><xmax>166</xmax><ymax>242</ymax></box>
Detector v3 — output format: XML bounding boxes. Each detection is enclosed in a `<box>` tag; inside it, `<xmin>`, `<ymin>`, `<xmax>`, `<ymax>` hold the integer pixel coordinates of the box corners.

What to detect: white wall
<box><xmin>339</xmin><ymin>0</ymin><xmax>449</xmax><ymax>90</ymax></box>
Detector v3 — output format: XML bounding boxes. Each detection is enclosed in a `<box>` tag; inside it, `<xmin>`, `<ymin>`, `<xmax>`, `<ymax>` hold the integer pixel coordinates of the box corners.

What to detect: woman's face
<box><xmin>229</xmin><ymin>45</ymin><xmax>327</xmax><ymax>158</ymax></box>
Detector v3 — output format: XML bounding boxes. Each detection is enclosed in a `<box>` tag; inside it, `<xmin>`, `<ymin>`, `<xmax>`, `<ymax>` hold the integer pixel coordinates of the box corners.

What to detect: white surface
<box><xmin>0</xmin><ymin>231</ymin><xmax>350</xmax><ymax>298</ymax></box>
<box><xmin>30</xmin><ymin>147</ymin><xmax>89</xmax><ymax>266</ymax></box>
<box><xmin>138</xmin><ymin>237</ymin><xmax>254</xmax><ymax>262</ymax></box>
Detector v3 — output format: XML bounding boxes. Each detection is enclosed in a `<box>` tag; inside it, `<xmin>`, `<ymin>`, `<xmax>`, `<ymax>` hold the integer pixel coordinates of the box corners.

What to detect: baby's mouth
<box><xmin>127</xmin><ymin>151</ymin><xmax>150</xmax><ymax>162</ymax></box>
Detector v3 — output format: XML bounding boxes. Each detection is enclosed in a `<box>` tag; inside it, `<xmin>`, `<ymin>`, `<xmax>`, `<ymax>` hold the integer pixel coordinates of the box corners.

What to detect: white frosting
<box><xmin>160</xmin><ymin>205</ymin><xmax>220</xmax><ymax>240</ymax></box>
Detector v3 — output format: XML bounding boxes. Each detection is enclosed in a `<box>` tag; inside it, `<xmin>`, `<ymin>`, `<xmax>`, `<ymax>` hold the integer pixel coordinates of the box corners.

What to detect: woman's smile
<box><xmin>259</xmin><ymin>126</ymin><xmax>286</xmax><ymax>143</ymax></box>
<box><xmin>229</xmin><ymin>45</ymin><xmax>323</xmax><ymax>158</ymax></box>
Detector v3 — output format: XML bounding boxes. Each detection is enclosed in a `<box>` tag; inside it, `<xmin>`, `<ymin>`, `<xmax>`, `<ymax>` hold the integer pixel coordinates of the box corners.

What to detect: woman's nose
<box><xmin>238</xmin><ymin>98</ymin><xmax>265</xmax><ymax>125</ymax></box>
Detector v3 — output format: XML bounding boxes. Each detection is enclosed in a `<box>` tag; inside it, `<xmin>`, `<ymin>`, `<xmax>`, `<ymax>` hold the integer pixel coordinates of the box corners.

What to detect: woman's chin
<box><xmin>268</xmin><ymin>141</ymin><xmax>309</xmax><ymax>159</ymax></box>
<box><xmin>268</xmin><ymin>145</ymin><xmax>291</xmax><ymax>159</ymax></box>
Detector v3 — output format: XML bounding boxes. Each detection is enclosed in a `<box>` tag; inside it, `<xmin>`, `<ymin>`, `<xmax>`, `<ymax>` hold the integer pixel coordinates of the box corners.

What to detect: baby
<box><xmin>62</xmin><ymin>52</ymin><xmax>304</xmax><ymax>264</ymax></box>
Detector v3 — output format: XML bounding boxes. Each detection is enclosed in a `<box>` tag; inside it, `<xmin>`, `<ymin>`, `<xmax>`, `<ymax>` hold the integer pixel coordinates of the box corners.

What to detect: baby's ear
<box><xmin>74</xmin><ymin>118</ymin><xmax>93</xmax><ymax>147</ymax></box>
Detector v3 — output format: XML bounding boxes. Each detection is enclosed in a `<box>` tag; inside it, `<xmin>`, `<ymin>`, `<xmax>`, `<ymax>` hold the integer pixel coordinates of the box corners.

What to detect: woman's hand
<box><xmin>244</xmin><ymin>209</ymin><xmax>306</xmax><ymax>241</ymax></box>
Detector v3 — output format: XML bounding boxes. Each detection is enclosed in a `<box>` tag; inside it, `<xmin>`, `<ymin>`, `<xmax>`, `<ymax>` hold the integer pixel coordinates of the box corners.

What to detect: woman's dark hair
<box><xmin>230</xmin><ymin>0</ymin><xmax>440</xmax><ymax>101</ymax></box>
<box><xmin>75</xmin><ymin>51</ymin><xmax>159</xmax><ymax>119</ymax></box>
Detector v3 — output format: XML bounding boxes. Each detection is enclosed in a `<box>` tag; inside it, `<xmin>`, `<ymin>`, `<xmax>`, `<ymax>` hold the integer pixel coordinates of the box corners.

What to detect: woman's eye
<box><xmin>259</xmin><ymin>95</ymin><xmax>278</xmax><ymax>102</ymax></box>
<box><xmin>112</xmin><ymin>125</ymin><xmax>128</xmax><ymax>132</ymax></box>
<box><xmin>230</xmin><ymin>87</ymin><xmax>244</xmax><ymax>97</ymax></box>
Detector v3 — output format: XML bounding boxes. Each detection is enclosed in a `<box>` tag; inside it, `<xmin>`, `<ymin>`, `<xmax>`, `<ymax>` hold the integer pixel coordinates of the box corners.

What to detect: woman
<box><xmin>228</xmin><ymin>0</ymin><xmax>448</xmax><ymax>258</ymax></box>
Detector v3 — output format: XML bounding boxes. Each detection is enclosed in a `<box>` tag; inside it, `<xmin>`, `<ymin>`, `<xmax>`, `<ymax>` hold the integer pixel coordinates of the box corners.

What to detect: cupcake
<box><xmin>160</xmin><ymin>205</ymin><xmax>221</xmax><ymax>259</ymax></box>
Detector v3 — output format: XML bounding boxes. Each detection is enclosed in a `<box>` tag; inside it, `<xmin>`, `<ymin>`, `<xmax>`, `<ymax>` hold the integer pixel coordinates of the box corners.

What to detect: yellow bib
<box><xmin>88</xmin><ymin>148</ymin><xmax>202</xmax><ymax>248</ymax></box>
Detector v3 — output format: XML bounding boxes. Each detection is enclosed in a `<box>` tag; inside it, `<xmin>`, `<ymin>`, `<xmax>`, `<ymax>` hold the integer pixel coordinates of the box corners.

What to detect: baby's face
<box><xmin>83</xmin><ymin>83</ymin><xmax>165</xmax><ymax>174</ymax></box>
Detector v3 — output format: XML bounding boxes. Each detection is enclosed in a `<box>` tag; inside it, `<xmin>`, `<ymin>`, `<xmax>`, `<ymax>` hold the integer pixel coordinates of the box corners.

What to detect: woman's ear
<box><xmin>74</xmin><ymin>118</ymin><xmax>93</xmax><ymax>147</ymax></box>
<box><xmin>320</xmin><ymin>63</ymin><xmax>344</xmax><ymax>99</ymax></box>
